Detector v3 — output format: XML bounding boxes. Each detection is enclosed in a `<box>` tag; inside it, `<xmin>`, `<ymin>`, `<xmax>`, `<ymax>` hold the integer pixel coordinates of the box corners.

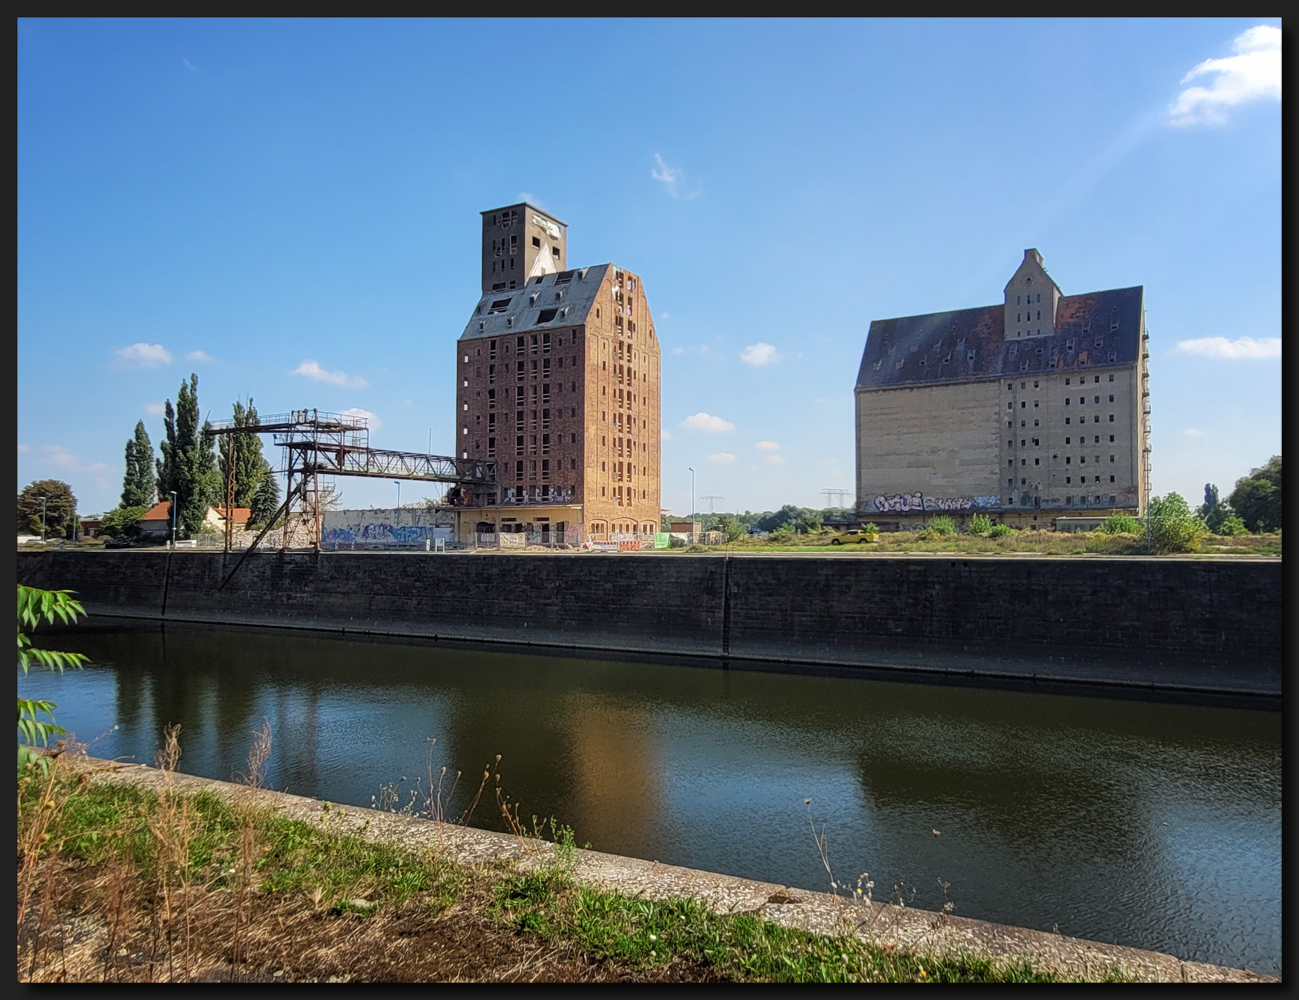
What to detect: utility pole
<box><xmin>688</xmin><ymin>467</ymin><xmax>696</xmax><ymax>544</ymax></box>
<box><xmin>39</xmin><ymin>496</ymin><xmax>46</xmax><ymax>543</ymax></box>
<box><xmin>820</xmin><ymin>488</ymin><xmax>850</xmax><ymax>509</ymax></box>
<box><xmin>169</xmin><ymin>491</ymin><xmax>178</xmax><ymax>548</ymax></box>
<box><xmin>394</xmin><ymin>481</ymin><xmax>401</xmax><ymax>528</ymax></box>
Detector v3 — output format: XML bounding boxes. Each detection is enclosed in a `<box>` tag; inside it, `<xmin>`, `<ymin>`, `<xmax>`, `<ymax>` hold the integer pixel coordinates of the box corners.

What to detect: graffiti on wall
<box><xmin>870</xmin><ymin>493</ymin><xmax>999</xmax><ymax>513</ymax></box>
<box><xmin>321</xmin><ymin>508</ymin><xmax>455</xmax><ymax>548</ymax></box>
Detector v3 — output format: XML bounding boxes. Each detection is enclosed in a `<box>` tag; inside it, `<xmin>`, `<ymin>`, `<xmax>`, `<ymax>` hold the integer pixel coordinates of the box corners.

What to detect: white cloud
<box><xmin>340</xmin><ymin>407</ymin><xmax>381</xmax><ymax>429</ymax></box>
<box><xmin>401</xmin><ymin>399</ymin><xmax>413</xmax><ymax>407</ymax></box>
<box><xmin>680</xmin><ymin>412</ymin><xmax>735</xmax><ymax>433</ymax></box>
<box><xmin>755</xmin><ymin>441</ymin><xmax>780</xmax><ymax>452</ymax></box>
<box><xmin>765</xmin><ymin>454</ymin><xmax>785</xmax><ymax>465</ymax></box>
<box><xmin>740</xmin><ymin>342</ymin><xmax>782</xmax><ymax>367</ymax></box>
<box><xmin>1167</xmin><ymin>25</ymin><xmax>1281</xmax><ymax>127</ymax></box>
<box><xmin>661</xmin><ymin>429</ymin><xmax>673</xmax><ymax>441</ymax></box>
<box><xmin>660</xmin><ymin>312</ymin><xmax>672</xmax><ymax>321</ymax></box>
<box><xmin>113</xmin><ymin>342</ymin><xmax>173</xmax><ymax>368</ymax></box>
<box><xmin>186</xmin><ymin>350</ymin><xmax>214</xmax><ymax>363</ymax></box>
<box><xmin>651</xmin><ymin>154</ymin><xmax>702</xmax><ymax>200</ymax></box>
<box><xmin>39</xmin><ymin>444</ymin><xmax>107</xmax><ymax>473</ymax></box>
<box><xmin>1173</xmin><ymin>336</ymin><xmax>1280</xmax><ymax>359</ymax></box>
<box><xmin>1184</xmin><ymin>428</ymin><xmax>1206</xmax><ymax>437</ymax></box>
<box><xmin>708</xmin><ymin>452</ymin><xmax>736</xmax><ymax>464</ymax></box>
<box><xmin>145</xmin><ymin>401</ymin><xmax>166</xmax><ymax>416</ymax></box>
<box><xmin>290</xmin><ymin>359</ymin><xmax>369</xmax><ymax>389</ymax></box>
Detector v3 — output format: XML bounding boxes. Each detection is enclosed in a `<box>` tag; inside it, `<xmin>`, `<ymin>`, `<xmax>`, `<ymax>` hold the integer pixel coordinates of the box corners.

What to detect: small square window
<box><xmin>1109</xmin><ymin>435</ymin><xmax>1115</xmax><ymax>442</ymax></box>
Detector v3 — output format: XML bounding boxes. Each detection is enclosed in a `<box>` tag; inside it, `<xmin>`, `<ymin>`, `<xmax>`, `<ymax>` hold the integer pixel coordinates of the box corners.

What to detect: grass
<box><xmin>19</xmin><ymin>743</ymin><xmax>1095</xmax><ymax>983</ymax></box>
<box><xmin>678</xmin><ymin>528</ymin><xmax>1281</xmax><ymax>557</ymax></box>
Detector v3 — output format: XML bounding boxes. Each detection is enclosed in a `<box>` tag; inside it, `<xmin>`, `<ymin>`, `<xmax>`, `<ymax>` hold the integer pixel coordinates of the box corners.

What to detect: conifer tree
<box><xmin>155</xmin><ymin>373</ymin><xmax>219</xmax><ymax>535</ymax></box>
<box><xmin>120</xmin><ymin>421</ymin><xmax>156</xmax><ymax>509</ymax></box>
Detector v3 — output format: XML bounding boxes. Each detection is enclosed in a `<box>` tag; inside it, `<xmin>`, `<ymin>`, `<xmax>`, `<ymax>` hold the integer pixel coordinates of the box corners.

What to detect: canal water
<box><xmin>20</xmin><ymin>622</ymin><xmax>1280</xmax><ymax>976</ymax></box>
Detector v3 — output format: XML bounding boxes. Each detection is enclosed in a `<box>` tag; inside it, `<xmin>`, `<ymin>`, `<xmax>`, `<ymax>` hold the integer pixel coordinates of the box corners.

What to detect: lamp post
<box><xmin>39</xmin><ymin>496</ymin><xmax>47</xmax><ymax>543</ymax></box>
<box><xmin>394</xmin><ymin>481</ymin><xmax>401</xmax><ymax>528</ymax></box>
<box><xmin>688</xmin><ymin>467</ymin><xmax>695</xmax><ymax>544</ymax></box>
<box><xmin>169</xmin><ymin>491</ymin><xmax>178</xmax><ymax>548</ymax></box>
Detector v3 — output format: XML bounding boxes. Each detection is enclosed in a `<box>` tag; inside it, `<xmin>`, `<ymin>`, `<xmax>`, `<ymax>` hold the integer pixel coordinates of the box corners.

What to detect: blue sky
<box><xmin>18</xmin><ymin>18</ymin><xmax>1281</xmax><ymax>517</ymax></box>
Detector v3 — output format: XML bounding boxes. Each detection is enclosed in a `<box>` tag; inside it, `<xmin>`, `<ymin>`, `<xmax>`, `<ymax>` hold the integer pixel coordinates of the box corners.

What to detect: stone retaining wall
<box><xmin>16</xmin><ymin>551</ymin><xmax>1282</xmax><ymax>696</ymax></box>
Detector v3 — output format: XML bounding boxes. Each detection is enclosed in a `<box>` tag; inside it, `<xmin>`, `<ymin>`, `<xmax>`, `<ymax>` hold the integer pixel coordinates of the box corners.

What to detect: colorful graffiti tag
<box><xmin>870</xmin><ymin>493</ymin><xmax>999</xmax><ymax>513</ymax></box>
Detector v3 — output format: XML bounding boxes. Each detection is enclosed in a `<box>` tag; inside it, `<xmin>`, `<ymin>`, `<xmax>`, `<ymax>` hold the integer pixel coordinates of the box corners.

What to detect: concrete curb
<box><xmin>68</xmin><ymin>755</ymin><xmax>1274</xmax><ymax>984</ymax></box>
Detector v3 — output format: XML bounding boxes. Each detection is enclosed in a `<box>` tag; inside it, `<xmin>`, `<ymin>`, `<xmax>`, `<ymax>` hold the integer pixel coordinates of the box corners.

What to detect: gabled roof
<box><xmin>459</xmin><ymin>264</ymin><xmax>615</xmax><ymax>342</ymax></box>
<box><xmin>214</xmin><ymin>507</ymin><xmax>252</xmax><ymax>522</ymax></box>
<box><xmin>855</xmin><ymin>286</ymin><xmax>1144</xmax><ymax>391</ymax></box>
<box><xmin>141</xmin><ymin>501</ymin><xmax>172</xmax><ymax>521</ymax></box>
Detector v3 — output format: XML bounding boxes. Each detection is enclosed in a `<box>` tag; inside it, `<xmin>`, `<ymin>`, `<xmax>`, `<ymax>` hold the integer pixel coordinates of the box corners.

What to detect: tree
<box><xmin>249</xmin><ymin>469</ymin><xmax>281</xmax><ymax>529</ymax></box>
<box><xmin>218</xmin><ymin>398</ymin><xmax>270</xmax><ymax>510</ymax></box>
<box><xmin>1228</xmin><ymin>456</ymin><xmax>1282</xmax><ymax>533</ymax></box>
<box><xmin>98</xmin><ymin>505</ymin><xmax>150</xmax><ymax>540</ymax></box>
<box><xmin>156</xmin><ymin>373</ymin><xmax>220</xmax><ymax>536</ymax></box>
<box><xmin>717</xmin><ymin>514</ymin><xmax>744</xmax><ymax>543</ymax></box>
<box><xmin>1148</xmin><ymin>492</ymin><xmax>1205</xmax><ymax>554</ymax></box>
<box><xmin>17</xmin><ymin>481</ymin><xmax>76</xmax><ymax>539</ymax></box>
<box><xmin>120</xmin><ymin>421</ymin><xmax>156</xmax><ymax>509</ymax></box>
<box><xmin>1195</xmin><ymin>483</ymin><xmax>1237</xmax><ymax>534</ymax></box>
<box><xmin>17</xmin><ymin>585</ymin><xmax>88</xmax><ymax>772</ymax></box>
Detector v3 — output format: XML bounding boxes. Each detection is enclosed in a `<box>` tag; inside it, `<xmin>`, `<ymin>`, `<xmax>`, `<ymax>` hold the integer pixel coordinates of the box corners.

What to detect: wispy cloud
<box><xmin>661</xmin><ymin>429</ymin><xmax>673</xmax><ymax>441</ymax></box>
<box><xmin>765</xmin><ymin>454</ymin><xmax>785</xmax><ymax>465</ymax></box>
<box><xmin>290</xmin><ymin>359</ymin><xmax>369</xmax><ymax>388</ymax></box>
<box><xmin>660</xmin><ymin>311</ymin><xmax>672</xmax><ymax>322</ymax></box>
<box><xmin>186</xmin><ymin>350</ymin><xmax>214</xmax><ymax>363</ymax></box>
<box><xmin>145</xmin><ymin>401</ymin><xmax>167</xmax><ymax>417</ymax></box>
<box><xmin>1173</xmin><ymin>336</ymin><xmax>1280</xmax><ymax>359</ymax></box>
<box><xmin>651</xmin><ymin>154</ymin><xmax>702</xmax><ymax>200</ymax></box>
<box><xmin>740</xmin><ymin>342</ymin><xmax>782</xmax><ymax>367</ymax></box>
<box><xmin>1184</xmin><ymin>428</ymin><xmax>1206</xmax><ymax>437</ymax></box>
<box><xmin>671</xmin><ymin>346</ymin><xmax>683</xmax><ymax>355</ymax></box>
<box><xmin>1167</xmin><ymin>25</ymin><xmax>1281</xmax><ymax>127</ymax></box>
<box><xmin>39</xmin><ymin>444</ymin><xmax>108</xmax><ymax>473</ymax></box>
<box><xmin>708</xmin><ymin>452</ymin><xmax>736</xmax><ymax>464</ymax></box>
<box><xmin>680</xmin><ymin>412</ymin><xmax>735</xmax><ymax>433</ymax></box>
<box><xmin>181</xmin><ymin>56</ymin><xmax>199</xmax><ymax>73</ymax></box>
<box><xmin>113</xmin><ymin>342</ymin><xmax>173</xmax><ymax>368</ymax></box>
<box><xmin>755</xmin><ymin>441</ymin><xmax>780</xmax><ymax>452</ymax></box>
<box><xmin>340</xmin><ymin>407</ymin><xmax>381</xmax><ymax>429</ymax></box>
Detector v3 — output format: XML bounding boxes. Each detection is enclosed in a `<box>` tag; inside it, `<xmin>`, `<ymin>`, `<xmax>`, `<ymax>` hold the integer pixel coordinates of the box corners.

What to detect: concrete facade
<box><xmin>457</xmin><ymin>206</ymin><xmax>661</xmax><ymax>540</ymax></box>
<box><xmin>856</xmin><ymin>251</ymin><xmax>1151</xmax><ymax>528</ymax></box>
<box><xmin>480</xmin><ymin>203</ymin><xmax>567</xmax><ymax>292</ymax></box>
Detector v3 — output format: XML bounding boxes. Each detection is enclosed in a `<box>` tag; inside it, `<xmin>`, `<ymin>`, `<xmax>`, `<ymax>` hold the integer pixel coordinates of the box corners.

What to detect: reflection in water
<box><xmin>21</xmin><ymin>621</ymin><xmax>1280</xmax><ymax>976</ymax></box>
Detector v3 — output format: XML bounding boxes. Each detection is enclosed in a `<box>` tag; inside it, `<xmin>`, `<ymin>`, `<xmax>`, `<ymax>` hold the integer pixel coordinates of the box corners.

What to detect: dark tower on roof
<box><xmin>480</xmin><ymin>203</ymin><xmax>568</xmax><ymax>294</ymax></box>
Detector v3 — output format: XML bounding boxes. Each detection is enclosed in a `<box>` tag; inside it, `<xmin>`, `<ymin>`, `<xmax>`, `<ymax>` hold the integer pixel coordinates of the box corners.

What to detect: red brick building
<box><xmin>454</xmin><ymin>204</ymin><xmax>661</xmax><ymax>542</ymax></box>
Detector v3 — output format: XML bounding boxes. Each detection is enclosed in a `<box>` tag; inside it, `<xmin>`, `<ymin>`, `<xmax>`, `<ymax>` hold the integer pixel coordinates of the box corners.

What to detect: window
<box><xmin>1033</xmin><ymin>381</ymin><xmax>1039</xmax><ymax>388</ymax></box>
<box><xmin>1034</xmin><ymin>400</ymin><xmax>1039</xmax><ymax>408</ymax></box>
<box><xmin>1008</xmin><ymin>459</ymin><xmax>1014</xmax><ymax>468</ymax></box>
<box><xmin>1108</xmin><ymin>414</ymin><xmax>1115</xmax><ymax>422</ymax></box>
<box><xmin>1066</xmin><ymin>456</ymin><xmax>1071</xmax><ymax>464</ymax></box>
<box><xmin>1008</xmin><ymin>402</ymin><xmax>1014</xmax><ymax>410</ymax></box>
<box><xmin>1110</xmin><ymin>455</ymin><xmax>1115</xmax><ymax>463</ymax></box>
<box><xmin>1008</xmin><ymin>383</ymin><xmax>1014</xmax><ymax>390</ymax></box>
<box><xmin>1065</xmin><ymin>417</ymin><xmax>1071</xmax><ymax>424</ymax></box>
<box><xmin>1066</xmin><ymin>477</ymin><xmax>1071</xmax><ymax>484</ymax></box>
<box><xmin>1035</xmin><ymin>458</ymin><xmax>1040</xmax><ymax>465</ymax></box>
<box><xmin>1109</xmin><ymin>374</ymin><xmax>1114</xmax><ymax>382</ymax></box>
<box><xmin>1094</xmin><ymin>376</ymin><xmax>1100</xmax><ymax>384</ymax></box>
<box><xmin>1065</xmin><ymin>378</ymin><xmax>1071</xmax><ymax>385</ymax></box>
<box><xmin>1065</xmin><ymin>397</ymin><xmax>1070</xmax><ymax>405</ymax></box>
<box><xmin>1108</xmin><ymin>395</ymin><xmax>1114</xmax><ymax>402</ymax></box>
<box><xmin>1109</xmin><ymin>435</ymin><xmax>1115</xmax><ymax>442</ymax></box>
<box><xmin>532</xmin><ymin>236</ymin><xmax>541</xmax><ymax>248</ymax></box>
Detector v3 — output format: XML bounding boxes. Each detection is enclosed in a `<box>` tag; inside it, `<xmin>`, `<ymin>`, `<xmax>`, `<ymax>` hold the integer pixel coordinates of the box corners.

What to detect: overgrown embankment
<box><xmin>18</xmin><ymin>751</ymin><xmax>1272</xmax><ymax>983</ymax></box>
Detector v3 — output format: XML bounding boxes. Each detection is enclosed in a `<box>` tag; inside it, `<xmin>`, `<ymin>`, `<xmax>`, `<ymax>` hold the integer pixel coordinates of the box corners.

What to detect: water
<box><xmin>20</xmin><ymin>622</ymin><xmax>1281</xmax><ymax>976</ymax></box>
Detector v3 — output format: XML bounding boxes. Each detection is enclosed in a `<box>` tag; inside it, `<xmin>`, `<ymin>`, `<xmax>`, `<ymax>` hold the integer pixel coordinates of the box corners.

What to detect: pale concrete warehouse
<box><xmin>855</xmin><ymin>249</ymin><xmax>1150</xmax><ymax>529</ymax></box>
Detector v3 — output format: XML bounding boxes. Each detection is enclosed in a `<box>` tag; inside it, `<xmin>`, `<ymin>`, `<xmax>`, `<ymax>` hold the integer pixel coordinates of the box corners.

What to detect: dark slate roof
<box><xmin>855</xmin><ymin>286</ymin><xmax>1144</xmax><ymax>391</ymax></box>
<box><xmin>458</xmin><ymin>264</ymin><xmax>611</xmax><ymax>342</ymax></box>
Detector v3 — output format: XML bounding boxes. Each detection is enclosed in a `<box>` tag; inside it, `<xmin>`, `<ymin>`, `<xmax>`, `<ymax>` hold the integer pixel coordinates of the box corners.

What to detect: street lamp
<box><xmin>169</xmin><ymin>491</ymin><xmax>178</xmax><ymax>548</ymax></box>
<box><xmin>39</xmin><ymin>496</ymin><xmax>47</xmax><ymax>543</ymax></box>
<box><xmin>688</xmin><ymin>467</ymin><xmax>695</xmax><ymax>544</ymax></box>
<box><xmin>394</xmin><ymin>481</ymin><xmax>401</xmax><ymax>527</ymax></box>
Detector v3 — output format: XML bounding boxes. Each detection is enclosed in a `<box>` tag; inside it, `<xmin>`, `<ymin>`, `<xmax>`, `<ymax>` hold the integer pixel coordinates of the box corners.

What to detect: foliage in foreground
<box><xmin>16</xmin><ymin>586</ymin><xmax>88</xmax><ymax>771</ymax></box>
<box><xmin>18</xmin><ymin>767</ymin><xmax>1089</xmax><ymax>984</ymax></box>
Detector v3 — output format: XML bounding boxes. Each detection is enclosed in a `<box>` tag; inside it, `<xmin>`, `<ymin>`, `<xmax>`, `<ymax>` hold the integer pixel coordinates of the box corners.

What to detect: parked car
<box><xmin>104</xmin><ymin>536</ymin><xmax>133</xmax><ymax>549</ymax></box>
<box><xmin>830</xmin><ymin>529</ymin><xmax>879</xmax><ymax>545</ymax></box>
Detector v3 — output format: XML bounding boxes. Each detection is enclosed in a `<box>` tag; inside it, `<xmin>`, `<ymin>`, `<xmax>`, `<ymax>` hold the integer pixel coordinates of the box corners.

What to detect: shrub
<box><xmin>987</xmin><ymin>524</ymin><xmax>1014</xmax><ymax>539</ymax></box>
<box><xmin>861</xmin><ymin>522</ymin><xmax>879</xmax><ymax>535</ymax></box>
<box><xmin>1097</xmin><ymin>514</ymin><xmax>1142</xmax><ymax>535</ymax></box>
<box><xmin>928</xmin><ymin>516</ymin><xmax>956</xmax><ymax>536</ymax></box>
<box><xmin>1215</xmin><ymin>514</ymin><xmax>1249</xmax><ymax>537</ymax></box>
<box><xmin>968</xmin><ymin>514</ymin><xmax>993</xmax><ymax>536</ymax></box>
<box><xmin>98</xmin><ymin>504</ymin><xmax>150</xmax><ymax>540</ymax></box>
<box><xmin>1148</xmin><ymin>492</ymin><xmax>1205</xmax><ymax>554</ymax></box>
<box><xmin>770</xmin><ymin>524</ymin><xmax>795</xmax><ymax>543</ymax></box>
<box><xmin>914</xmin><ymin>528</ymin><xmax>938</xmax><ymax>541</ymax></box>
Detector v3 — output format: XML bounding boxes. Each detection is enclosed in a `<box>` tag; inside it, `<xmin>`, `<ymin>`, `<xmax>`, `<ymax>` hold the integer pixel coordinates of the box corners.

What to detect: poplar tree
<box><xmin>120</xmin><ymin>421</ymin><xmax>157</xmax><ymax>509</ymax></box>
<box><xmin>218</xmin><ymin>398</ymin><xmax>271</xmax><ymax>509</ymax></box>
<box><xmin>155</xmin><ymin>373</ymin><xmax>219</xmax><ymax>535</ymax></box>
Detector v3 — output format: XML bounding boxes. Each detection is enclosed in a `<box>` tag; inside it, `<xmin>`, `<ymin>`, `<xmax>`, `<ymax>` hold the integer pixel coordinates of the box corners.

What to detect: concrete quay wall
<box><xmin>17</xmin><ymin>551</ymin><xmax>1282</xmax><ymax>696</ymax></box>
